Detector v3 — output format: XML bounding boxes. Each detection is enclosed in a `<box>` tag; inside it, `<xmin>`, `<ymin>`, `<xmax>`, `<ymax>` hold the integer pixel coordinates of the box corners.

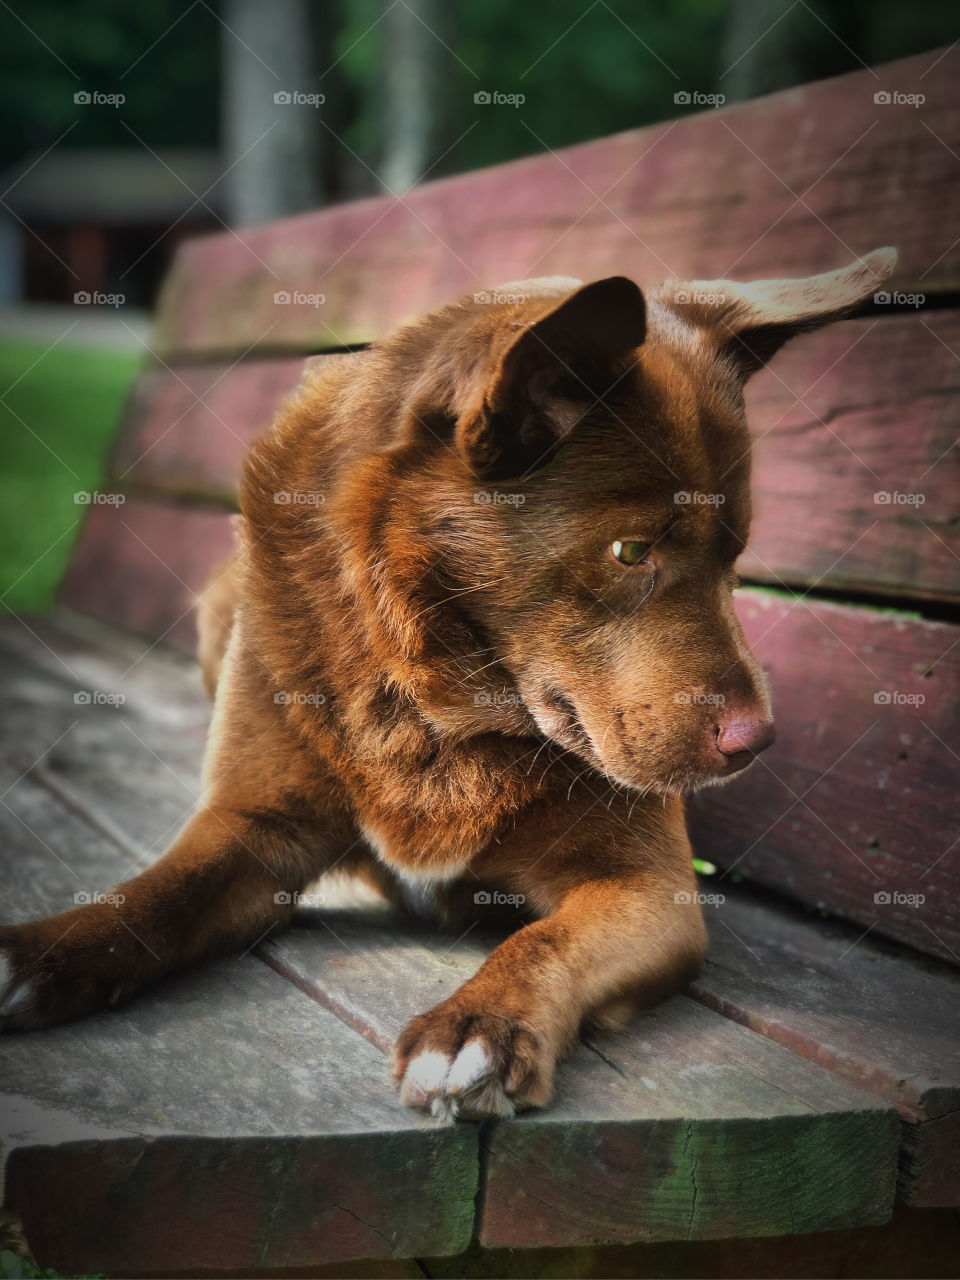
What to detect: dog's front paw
<box><xmin>0</xmin><ymin>942</ymin><xmax>35</xmax><ymax>1028</ymax></box>
<box><xmin>0</xmin><ymin>918</ymin><xmax>130</xmax><ymax>1031</ymax></box>
<box><xmin>390</xmin><ymin>1000</ymin><xmax>555</xmax><ymax>1122</ymax></box>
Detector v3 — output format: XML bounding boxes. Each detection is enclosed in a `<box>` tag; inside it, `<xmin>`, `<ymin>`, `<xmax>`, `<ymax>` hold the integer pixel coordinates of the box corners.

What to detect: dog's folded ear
<box><xmin>673</xmin><ymin>246</ymin><xmax>898</xmax><ymax>378</ymax></box>
<box><xmin>457</xmin><ymin>276</ymin><xmax>645</xmax><ymax>480</ymax></box>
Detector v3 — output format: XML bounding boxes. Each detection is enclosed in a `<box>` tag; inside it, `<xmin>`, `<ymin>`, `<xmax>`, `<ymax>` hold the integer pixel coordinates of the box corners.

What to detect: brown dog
<box><xmin>0</xmin><ymin>248</ymin><xmax>895</xmax><ymax>1120</ymax></box>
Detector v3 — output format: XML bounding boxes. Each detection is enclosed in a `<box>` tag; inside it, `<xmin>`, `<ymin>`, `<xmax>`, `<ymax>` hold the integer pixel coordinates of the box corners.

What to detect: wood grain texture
<box><xmin>6</xmin><ymin>614</ymin><xmax>956</xmax><ymax>1256</ymax></box>
<box><xmin>0</xmin><ymin>613</ymin><xmax>209</xmax><ymax>863</ymax></box>
<box><xmin>688</xmin><ymin>590</ymin><xmax>960</xmax><ymax>962</ymax></box>
<box><xmin>742</xmin><ymin>312</ymin><xmax>960</xmax><ymax>602</ymax></box>
<box><xmin>262</xmin><ymin>912</ymin><xmax>899</xmax><ymax>1245</ymax></box>
<box><xmin>110</xmin><ymin>354</ymin><xmax>314</xmax><ymax>504</ymax></box>
<box><xmin>426</xmin><ymin>1206</ymin><xmax>960</xmax><ymax>1280</ymax></box>
<box><xmin>0</xmin><ymin>755</ymin><xmax>478</xmax><ymax>1273</ymax></box>
<box><xmin>688</xmin><ymin>891</ymin><xmax>960</xmax><ymax>1207</ymax></box>
<box><xmin>152</xmin><ymin>49</ymin><xmax>960</xmax><ymax>358</ymax></box>
<box><xmin>58</xmin><ymin>498</ymin><xmax>236</xmax><ymax>653</ymax></box>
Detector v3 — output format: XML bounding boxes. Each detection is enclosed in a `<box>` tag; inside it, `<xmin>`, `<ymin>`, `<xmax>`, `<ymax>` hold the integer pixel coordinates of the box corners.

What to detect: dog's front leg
<box><xmin>0</xmin><ymin>804</ymin><xmax>324</xmax><ymax>1029</ymax></box>
<box><xmin>391</xmin><ymin>849</ymin><xmax>706</xmax><ymax>1120</ymax></box>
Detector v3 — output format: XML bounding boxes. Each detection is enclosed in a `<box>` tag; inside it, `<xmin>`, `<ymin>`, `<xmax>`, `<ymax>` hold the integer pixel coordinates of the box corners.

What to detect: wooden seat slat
<box><xmin>687</xmin><ymin>892</ymin><xmax>960</xmax><ymax>1207</ymax></box>
<box><xmin>264</xmin><ymin>916</ymin><xmax>899</xmax><ymax>1246</ymax></box>
<box><xmin>4</xmin><ymin>615</ymin><xmax>958</xmax><ymax>1268</ymax></box>
<box><xmin>0</xmin><ymin>763</ymin><xmax>477</xmax><ymax>1274</ymax></box>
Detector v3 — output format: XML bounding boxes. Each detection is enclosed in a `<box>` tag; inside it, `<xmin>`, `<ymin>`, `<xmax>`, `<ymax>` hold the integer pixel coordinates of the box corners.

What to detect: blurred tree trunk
<box><xmin>221</xmin><ymin>0</ymin><xmax>322</xmax><ymax>225</ymax></box>
<box><xmin>379</xmin><ymin>0</ymin><xmax>454</xmax><ymax>193</ymax></box>
<box><xmin>719</xmin><ymin>0</ymin><xmax>813</xmax><ymax>104</ymax></box>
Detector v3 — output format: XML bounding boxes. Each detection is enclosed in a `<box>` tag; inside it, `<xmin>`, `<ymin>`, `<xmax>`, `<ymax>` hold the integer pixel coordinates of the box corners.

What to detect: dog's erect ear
<box><xmin>675</xmin><ymin>247</ymin><xmax>897</xmax><ymax>379</ymax></box>
<box><xmin>457</xmin><ymin>276</ymin><xmax>646</xmax><ymax>480</ymax></box>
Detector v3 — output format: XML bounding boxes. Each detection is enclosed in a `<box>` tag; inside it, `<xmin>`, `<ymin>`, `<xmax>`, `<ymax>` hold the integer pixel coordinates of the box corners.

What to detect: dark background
<box><xmin>1</xmin><ymin>0</ymin><xmax>956</xmax><ymax>305</ymax></box>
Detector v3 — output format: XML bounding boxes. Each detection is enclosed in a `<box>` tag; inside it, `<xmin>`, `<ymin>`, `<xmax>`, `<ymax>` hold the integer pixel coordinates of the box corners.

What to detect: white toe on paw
<box><xmin>0</xmin><ymin>954</ymin><xmax>31</xmax><ymax>1021</ymax></box>
<box><xmin>399</xmin><ymin>1036</ymin><xmax>517</xmax><ymax>1122</ymax></box>
<box><xmin>445</xmin><ymin>1039</ymin><xmax>492</xmax><ymax>1095</ymax></box>
<box><xmin>400</xmin><ymin>1050</ymin><xmax>451</xmax><ymax>1107</ymax></box>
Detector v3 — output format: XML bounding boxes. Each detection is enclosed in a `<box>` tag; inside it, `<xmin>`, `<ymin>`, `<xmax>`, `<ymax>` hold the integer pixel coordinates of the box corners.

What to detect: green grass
<box><xmin>0</xmin><ymin>341</ymin><xmax>141</xmax><ymax>614</ymax></box>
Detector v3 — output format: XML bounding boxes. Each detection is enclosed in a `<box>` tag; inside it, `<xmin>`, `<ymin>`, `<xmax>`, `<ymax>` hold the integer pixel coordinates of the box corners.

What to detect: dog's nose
<box><xmin>715</xmin><ymin>712</ymin><xmax>776</xmax><ymax>763</ymax></box>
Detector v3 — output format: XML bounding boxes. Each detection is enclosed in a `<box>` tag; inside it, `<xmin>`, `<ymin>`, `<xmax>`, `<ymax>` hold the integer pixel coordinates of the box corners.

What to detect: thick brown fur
<box><xmin>0</xmin><ymin>249</ymin><xmax>896</xmax><ymax>1120</ymax></box>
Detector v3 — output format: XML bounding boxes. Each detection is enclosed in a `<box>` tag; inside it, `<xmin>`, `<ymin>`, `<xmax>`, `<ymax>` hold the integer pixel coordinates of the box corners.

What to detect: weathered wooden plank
<box><xmin>153</xmin><ymin>49</ymin><xmax>960</xmax><ymax>357</ymax></box>
<box><xmin>59</xmin><ymin>498</ymin><xmax>235</xmax><ymax>653</ymax></box>
<box><xmin>0</xmin><ymin>613</ymin><xmax>208</xmax><ymax>864</ymax></box>
<box><xmin>0</xmin><ymin>756</ymin><xmax>478</xmax><ymax>1273</ymax></box>
<box><xmin>101</xmin><ymin>311</ymin><xmax>960</xmax><ymax>601</ymax></box>
<box><xmin>110</xmin><ymin>354</ymin><xmax>312</xmax><ymax>503</ymax></box>
<box><xmin>3</xmin><ymin>612</ymin><xmax>940</xmax><ymax>1250</ymax></box>
<box><xmin>688</xmin><ymin>891</ymin><xmax>960</xmax><ymax>1207</ymax></box>
<box><xmin>742</xmin><ymin>313</ymin><xmax>960</xmax><ymax>602</ymax></box>
<box><xmin>426</xmin><ymin>1205</ymin><xmax>960</xmax><ymax>1280</ymax></box>
<box><xmin>688</xmin><ymin>591</ymin><xmax>960</xmax><ymax>963</ymax></box>
<box><xmin>262</xmin><ymin>912</ymin><xmax>899</xmax><ymax>1245</ymax></box>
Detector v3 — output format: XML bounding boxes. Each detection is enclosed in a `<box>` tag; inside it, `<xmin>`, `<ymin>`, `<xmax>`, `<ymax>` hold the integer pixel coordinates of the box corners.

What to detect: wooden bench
<box><xmin>2</xmin><ymin>48</ymin><xmax>959</xmax><ymax>1278</ymax></box>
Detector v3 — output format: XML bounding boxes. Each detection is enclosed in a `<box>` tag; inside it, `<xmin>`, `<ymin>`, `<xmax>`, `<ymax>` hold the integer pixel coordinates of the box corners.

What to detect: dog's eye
<box><xmin>611</xmin><ymin>539</ymin><xmax>651</xmax><ymax>566</ymax></box>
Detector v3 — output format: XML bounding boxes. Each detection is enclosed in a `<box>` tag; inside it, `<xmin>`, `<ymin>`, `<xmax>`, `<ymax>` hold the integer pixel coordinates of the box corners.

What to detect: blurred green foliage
<box><xmin>0</xmin><ymin>342</ymin><xmax>141</xmax><ymax>611</ymax></box>
<box><xmin>0</xmin><ymin>0</ymin><xmax>955</xmax><ymax>178</ymax></box>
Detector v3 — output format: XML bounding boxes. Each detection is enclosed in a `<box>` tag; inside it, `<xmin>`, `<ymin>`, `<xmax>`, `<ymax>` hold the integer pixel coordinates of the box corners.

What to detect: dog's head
<box><xmin>343</xmin><ymin>249</ymin><xmax>896</xmax><ymax>796</ymax></box>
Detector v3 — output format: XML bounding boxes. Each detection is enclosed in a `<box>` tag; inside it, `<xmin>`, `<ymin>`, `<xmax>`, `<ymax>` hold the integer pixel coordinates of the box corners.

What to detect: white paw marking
<box><xmin>0</xmin><ymin>954</ymin><xmax>31</xmax><ymax>1020</ymax></box>
<box><xmin>399</xmin><ymin>1038</ymin><xmax>515</xmax><ymax>1123</ymax></box>
<box><xmin>400</xmin><ymin>1051</ymin><xmax>451</xmax><ymax>1107</ymax></box>
<box><xmin>445</xmin><ymin>1039</ymin><xmax>492</xmax><ymax>1095</ymax></box>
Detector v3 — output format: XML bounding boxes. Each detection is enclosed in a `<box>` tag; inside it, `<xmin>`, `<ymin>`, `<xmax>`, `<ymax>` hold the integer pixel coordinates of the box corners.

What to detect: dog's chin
<box><xmin>528</xmin><ymin>688</ymin><xmax>605</xmax><ymax>770</ymax></box>
<box><xmin>528</xmin><ymin>688</ymin><xmax>762</xmax><ymax>797</ymax></box>
<box><xmin>606</xmin><ymin>752</ymin><xmax>761</xmax><ymax>797</ymax></box>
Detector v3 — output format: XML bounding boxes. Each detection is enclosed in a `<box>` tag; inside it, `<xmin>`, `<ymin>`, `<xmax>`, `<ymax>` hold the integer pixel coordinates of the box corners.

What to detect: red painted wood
<box><xmin>688</xmin><ymin>590</ymin><xmax>960</xmax><ymax>962</ymax></box>
<box><xmin>59</xmin><ymin>500</ymin><xmax>236</xmax><ymax>654</ymax></box>
<box><xmin>110</xmin><ymin>355</ymin><xmax>310</xmax><ymax>503</ymax></box>
<box><xmin>742</xmin><ymin>313</ymin><xmax>960</xmax><ymax>602</ymax></box>
<box><xmin>153</xmin><ymin>49</ymin><xmax>960</xmax><ymax>357</ymax></box>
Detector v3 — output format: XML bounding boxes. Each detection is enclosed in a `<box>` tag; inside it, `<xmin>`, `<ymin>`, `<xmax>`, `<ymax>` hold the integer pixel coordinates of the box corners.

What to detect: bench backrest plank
<box><xmin>152</xmin><ymin>50</ymin><xmax>959</xmax><ymax>358</ymax></box>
